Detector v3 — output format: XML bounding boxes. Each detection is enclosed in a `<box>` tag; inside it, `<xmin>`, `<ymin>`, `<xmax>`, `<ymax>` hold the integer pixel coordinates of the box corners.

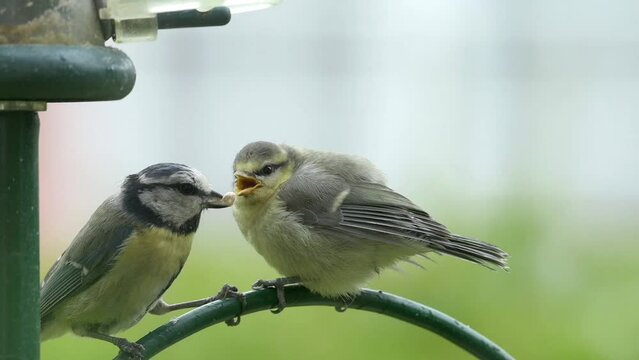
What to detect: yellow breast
<box><xmin>60</xmin><ymin>227</ymin><xmax>194</xmax><ymax>333</ymax></box>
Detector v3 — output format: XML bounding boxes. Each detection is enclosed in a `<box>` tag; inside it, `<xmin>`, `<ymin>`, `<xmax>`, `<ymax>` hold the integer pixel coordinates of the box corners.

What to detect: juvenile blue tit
<box><xmin>40</xmin><ymin>163</ymin><xmax>235</xmax><ymax>358</ymax></box>
<box><xmin>232</xmin><ymin>141</ymin><xmax>508</xmax><ymax>311</ymax></box>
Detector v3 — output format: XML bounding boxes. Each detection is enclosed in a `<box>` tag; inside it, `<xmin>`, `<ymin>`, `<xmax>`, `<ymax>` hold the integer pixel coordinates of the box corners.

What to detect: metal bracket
<box><xmin>0</xmin><ymin>101</ymin><xmax>47</xmax><ymax>112</ymax></box>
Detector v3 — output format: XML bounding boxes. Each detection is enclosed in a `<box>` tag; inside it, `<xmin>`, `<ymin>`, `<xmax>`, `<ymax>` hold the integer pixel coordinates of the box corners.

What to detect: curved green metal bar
<box><xmin>115</xmin><ymin>285</ymin><xmax>513</xmax><ymax>360</ymax></box>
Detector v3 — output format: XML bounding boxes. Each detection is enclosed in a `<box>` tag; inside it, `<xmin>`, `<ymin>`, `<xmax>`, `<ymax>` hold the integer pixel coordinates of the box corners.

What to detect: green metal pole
<box><xmin>0</xmin><ymin>111</ymin><xmax>40</xmax><ymax>360</ymax></box>
<box><xmin>115</xmin><ymin>286</ymin><xmax>514</xmax><ymax>360</ymax></box>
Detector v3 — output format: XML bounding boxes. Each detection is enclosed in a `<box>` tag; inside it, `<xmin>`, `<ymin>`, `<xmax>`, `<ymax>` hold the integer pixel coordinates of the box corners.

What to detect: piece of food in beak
<box><xmin>222</xmin><ymin>192</ymin><xmax>236</xmax><ymax>206</ymax></box>
<box><xmin>204</xmin><ymin>191</ymin><xmax>233</xmax><ymax>208</ymax></box>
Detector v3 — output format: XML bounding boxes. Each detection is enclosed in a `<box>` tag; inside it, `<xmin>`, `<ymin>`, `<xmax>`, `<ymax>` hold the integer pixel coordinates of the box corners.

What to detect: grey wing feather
<box><xmin>40</xmin><ymin>264</ymin><xmax>83</xmax><ymax>317</ymax></box>
<box><xmin>279</xmin><ymin>165</ymin><xmax>508</xmax><ymax>269</ymax></box>
<box><xmin>278</xmin><ymin>163</ymin><xmax>350</xmax><ymax>225</ymax></box>
<box><xmin>40</xmin><ymin>196</ymin><xmax>134</xmax><ymax>319</ymax></box>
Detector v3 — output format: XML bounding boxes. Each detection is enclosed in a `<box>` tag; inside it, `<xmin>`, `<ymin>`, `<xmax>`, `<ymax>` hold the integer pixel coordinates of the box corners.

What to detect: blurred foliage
<box><xmin>41</xmin><ymin>200</ymin><xmax>639</xmax><ymax>360</ymax></box>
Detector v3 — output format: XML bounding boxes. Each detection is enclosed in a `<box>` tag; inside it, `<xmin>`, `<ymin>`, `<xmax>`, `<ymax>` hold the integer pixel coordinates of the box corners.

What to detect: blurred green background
<box><xmin>39</xmin><ymin>0</ymin><xmax>638</xmax><ymax>359</ymax></box>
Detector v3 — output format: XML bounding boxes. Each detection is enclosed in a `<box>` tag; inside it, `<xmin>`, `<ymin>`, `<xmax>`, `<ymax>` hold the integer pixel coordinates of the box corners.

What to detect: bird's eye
<box><xmin>258</xmin><ymin>165</ymin><xmax>275</xmax><ymax>176</ymax></box>
<box><xmin>177</xmin><ymin>183</ymin><xmax>198</xmax><ymax>195</ymax></box>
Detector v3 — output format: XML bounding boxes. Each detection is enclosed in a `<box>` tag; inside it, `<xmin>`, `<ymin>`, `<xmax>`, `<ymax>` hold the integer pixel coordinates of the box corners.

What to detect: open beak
<box><xmin>203</xmin><ymin>190</ymin><xmax>234</xmax><ymax>209</ymax></box>
<box><xmin>234</xmin><ymin>172</ymin><xmax>262</xmax><ymax>196</ymax></box>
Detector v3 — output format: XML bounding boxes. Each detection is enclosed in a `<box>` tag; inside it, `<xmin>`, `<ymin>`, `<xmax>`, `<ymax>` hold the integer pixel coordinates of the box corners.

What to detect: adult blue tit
<box><xmin>40</xmin><ymin>163</ymin><xmax>235</xmax><ymax>358</ymax></box>
<box><xmin>232</xmin><ymin>141</ymin><xmax>508</xmax><ymax>311</ymax></box>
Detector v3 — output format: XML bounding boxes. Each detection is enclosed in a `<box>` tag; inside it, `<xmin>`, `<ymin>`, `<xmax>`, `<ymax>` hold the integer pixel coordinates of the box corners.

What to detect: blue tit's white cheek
<box><xmin>138</xmin><ymin>189</ymin><xmax>200</xmax><ymax>227</ymax></box>
<box><xmin>55</xmin><ymin>228</ymin><xmax>194</xmax><ymax>334</ymax></box>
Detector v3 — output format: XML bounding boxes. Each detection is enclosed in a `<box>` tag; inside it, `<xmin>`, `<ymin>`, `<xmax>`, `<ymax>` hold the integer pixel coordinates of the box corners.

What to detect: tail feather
<box><xmin>440</xmin><ymin>234</ymin><xmax>509</xmax><ymax>270</ymax></box>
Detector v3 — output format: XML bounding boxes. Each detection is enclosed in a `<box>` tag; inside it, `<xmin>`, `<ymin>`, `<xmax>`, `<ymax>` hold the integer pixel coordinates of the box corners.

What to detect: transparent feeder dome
<box><xmin>99</xmin><ymin>0</ymin><xmax>280</xmax><ymax>42</ymax></box>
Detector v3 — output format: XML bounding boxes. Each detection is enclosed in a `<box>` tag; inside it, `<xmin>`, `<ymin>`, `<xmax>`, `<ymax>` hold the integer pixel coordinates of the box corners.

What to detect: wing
<box><xmin>40</xmin><ymin>197</ymin><xmax>134</xmax><ymax>319</ymax></box>
<box><xmin>279</xmin><ymin>165</ymin><xmax>508</xmax><ymax>269</ymax></box>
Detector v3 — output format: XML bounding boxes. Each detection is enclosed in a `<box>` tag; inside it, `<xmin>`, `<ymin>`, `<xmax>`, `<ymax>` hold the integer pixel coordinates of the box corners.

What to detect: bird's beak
<box><xmin>234</xmin><ymin>172</ymin><xmax>262</xmax><ymax>196</ymax></box>
<box><xmin>203</xmin><ymin>190</ymin><xmax>234</xmax><ymax>209</ymax></box>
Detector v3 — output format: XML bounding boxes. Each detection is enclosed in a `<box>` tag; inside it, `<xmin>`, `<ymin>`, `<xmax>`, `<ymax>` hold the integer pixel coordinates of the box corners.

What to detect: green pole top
<box><xmin>0</xmin><ymin>45</ymin><xmax>136</xmax><ymax>102</ymax></box>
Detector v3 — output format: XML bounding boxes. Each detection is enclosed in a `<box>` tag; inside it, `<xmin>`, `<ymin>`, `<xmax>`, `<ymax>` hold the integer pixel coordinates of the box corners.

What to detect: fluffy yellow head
<box><xmin>233</xmin><ymin>141</ymin><xmax>296</xmax><ymax>203</ymax></box>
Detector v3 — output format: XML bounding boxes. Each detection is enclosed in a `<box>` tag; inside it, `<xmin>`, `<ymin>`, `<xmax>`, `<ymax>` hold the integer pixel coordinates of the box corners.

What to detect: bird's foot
<box><xmin>77</xmin><ymin>329</ymin><xmax>145</xmax><ymax>359</ymax></box>
<box><xmin>116</xmin><ymin>339</ymin><xmax>145</xmax><ymax>360</ymax></box>
<box><xmin>211</xmin><ymin>283</ymin><xmax>246</xmax><ymax>326</ymax></box>
<box><xmin>251</xmin><ymin>276</ymin><xmax>300</xmax><ymax>314</ymax></box>
<box><xmin>252</xmin><ymin>279</ymin><xmax>287</xmax><ymax>314</ymax></box>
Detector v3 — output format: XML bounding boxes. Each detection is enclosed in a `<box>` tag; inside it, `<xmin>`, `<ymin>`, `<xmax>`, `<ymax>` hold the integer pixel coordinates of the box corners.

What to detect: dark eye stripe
<box><xmin>137</xmin><ymin>183</ymin><xmax>205</xmax><ymax>196</ymax></box>
<box><xmin>175</xmin><ymin>183</ymin><xmax>198</xmax><ymax>195</ymax></box>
